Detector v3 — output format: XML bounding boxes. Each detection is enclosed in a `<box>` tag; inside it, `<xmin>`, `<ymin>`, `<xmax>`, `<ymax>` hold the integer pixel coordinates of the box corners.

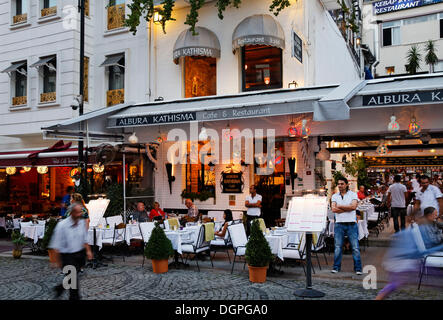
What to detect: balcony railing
<box><xmin>41</xmin><ymin>6</ymin><xmax>57</xmax><ymax>17</ymax></box>
<box><xmin>107</xmin><ymin>89</ymin><xmax>124</xmax><ymax>106</ymax></box>
<box><xmin>13</xmin><ymin>13</ymin><xmax>27</xmax><ymax>24</ymax></box>
<box><xmin>12</xmin><ymin>96</ymin><xmax>27</xmax><ymax>106</ymax></box>
<box><xmin>107</xmin><ymin>4</ymin><xmax>125</xmax><ymax>30</ymax></box>
<box><xmin>40</xmin><ymin>92</ymin><xmax>56</xmax><ymax>103</ymax></box>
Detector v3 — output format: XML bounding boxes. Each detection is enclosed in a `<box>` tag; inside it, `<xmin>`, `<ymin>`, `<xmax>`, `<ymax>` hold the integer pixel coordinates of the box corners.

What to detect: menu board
<box><xmin>286</xmin><ymin>195</ymin><xmax>327</xmax><ymax>232</ymax></box>
<box><xmin>86</xmin><ymin>198</ymin><xmax>110</xmax><ymax>228</ymax></box>
<box><xmin>221</xmin><ymin>172</ymin><xmax>243</xmax><ymax>193</ymax></box>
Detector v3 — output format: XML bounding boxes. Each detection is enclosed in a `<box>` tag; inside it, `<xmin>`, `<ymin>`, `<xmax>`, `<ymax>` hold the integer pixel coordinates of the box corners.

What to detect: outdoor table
<box><xmin>88</xmin><ymin>228</ymin><xmax>105</xmax><ymax>249</ymax></box>
<box><xmin>13</xmin><ymin>218</ymin><xmax>22</xmax><ymax>229</ymax></box>
<box><xmin>327</xmin><ymin>220</ymin><xmax>368</xmax><ymax>240</ymax></box>
<box><xmin>20</xmin><ymin>224</ymin><xmax>45</xmax><ymax>244</ymax></box>
<box><xmin>265</xmin><ymin>233</ymin><xmax>288</xmax><ymax>261</ymax></box>
<box><xmin>125</xmin><ymin>223</ymin><xmax>142</xmax><ymax>245</ymax></box>
<box><xmin>165</xmin><ymin>226</ymin><xmax>200</xmax><ymax>269</ymax></box>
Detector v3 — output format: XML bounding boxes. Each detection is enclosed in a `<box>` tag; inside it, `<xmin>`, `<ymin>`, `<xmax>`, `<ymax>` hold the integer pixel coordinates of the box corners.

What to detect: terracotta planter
<box><xmin>151</xmin><ymin>259</ymin><xmax>169</xmax><ymax>274</ymax></box>
<box><xmin>48</xmin><ymin>249</ymin><xmax>57</xmax><ymax>263</ymax></box>
<box><xmin>248</xmin><ymin>265</ymin><xmax>268</xmax><ymax>283</ymax></box>
<box><xmin>12</xmin><ymin>249</ymin><xmax>22</xmax><ymax>259</ymax></box>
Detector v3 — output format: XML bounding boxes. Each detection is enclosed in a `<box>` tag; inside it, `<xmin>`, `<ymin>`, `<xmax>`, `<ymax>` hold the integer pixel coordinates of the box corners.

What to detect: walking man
<box><xmin>387</xmin><ymin>175</ymin><xmax>408</xmax><ymax>232</ymax></box>
<box><xmin>245</xmin><ymin>185</ymin><xmax>262</xmax><ymax>236</ymax></box>
<box><xmin>50</xmin><ymin>203</ymin><xmax>93</xmax><ymax>300</ymax></box>
<box><xmin>331</xmin><ymin>177</ymin><xmax>363</xmax><ymax>275</ymax></box>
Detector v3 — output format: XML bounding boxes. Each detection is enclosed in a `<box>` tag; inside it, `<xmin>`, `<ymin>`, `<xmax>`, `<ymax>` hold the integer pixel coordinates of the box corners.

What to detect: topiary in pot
<box><xmin>41</xmin><ymin>218</ymin><xmax>58</xmax><ymax>263</ymax></box>
<box><xmin>245</xmin><ymin>219</ymin><xmax>273</xmax><ymax>283</ymax></box>
<box><xmin>11</xmin><ymin>230</ymin><xmax>27</xmax><ymax>259</ymax></box>
<box><xmin>144</xmin><ymin>223</ymin><xmax>174</xmax><ymax>273</ymax></box>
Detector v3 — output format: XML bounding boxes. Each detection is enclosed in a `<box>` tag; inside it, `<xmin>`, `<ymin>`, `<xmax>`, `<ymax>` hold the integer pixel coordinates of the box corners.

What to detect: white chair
<box><xmin>207</xmin><ymin>211</ymin><xmax>224</xmax><ymax>222</ymax></box>
<box><xmin>101</xmin><ymin>223</ymin><xmax>127</xmax><ymax>262</ymax></box>
<box><xmin>410</xmin><ymin>223</ymin><xmax>443</xmax><ymax>290</ymax></box>
<box><xmin>227</xmin><ymin>223</ymin><xmax>248</xmax><ymax>274</ymax></box>
<box><xmin>106</xmin><ymin>215</ymin><xmax>123</xmax><ymax>227</ymax></box>
<box><xmin>181</xmin><ymin>224</ymin><xmax>213</xmax><ymax>272</ymax></box>
<box><xmin>281</xmin><ymin>232</ymin><xmax>311</xmax><ymax>275</ymax></box>
<box><xmin>232</xmin><ymin>211</ymin><xmax>243</xmax><ymax>221</ymax></box>
<box><xmin>210</xmin><ymin>221</ymin><xmax>233</xmax><ymax>263</ymax></box>
<box><xmin>139</xmin><ymin>222</ymin><xmax>156</xmax><ymax>267</ymax></box>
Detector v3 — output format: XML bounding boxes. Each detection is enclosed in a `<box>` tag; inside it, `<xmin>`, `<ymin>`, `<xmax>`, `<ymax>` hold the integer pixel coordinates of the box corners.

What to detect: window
<box><xmin>107</xmin><ymin>0</ymin><xmax>125</xmax><ymax>30</ymax></box>
<box><xmin>41</xmin><ymin>0</ymin><xmax>57</xmax><ymax>17</ymax></box>
<box><xmin>43</xmin><ymin>0</ymin><xmax>56</xmax><ymax>8</ymax></box>
<box><xmin>242</xmin><ymin>45</ymin><xmax>282</xmax><ymax>92</ymax></box>
<box><xmin>12</xmin><ymin>0</ymin><xmax>27</xmax><ymax>24</ymax></box>
<box><xmin>83</xmin><ymin>57</ymin><xmax>89</xmax><ymax>102</ymax></box>
<box><xmin>385</xmin><ymin>66</ymin><xmax>395</xmax><ymax>75</ymax></box>
<box><xmin>403</xmin><ymin>14</ymin><xmax>437</xmax><ymax>25</ymax></box>
<box><xmin>43</xmin><ymin>62</ymin><xmax>56</xmax><ymax>94</ymax></box>
<box><xmin>382</xmin><ymin>21</ymin><xmax>401</xmax><ymax>46</ymax></box>
<box><xmin>85</xmin><ymin>0</ymin><xmax>89</xmax><ymax>17</ymax></box>
<box><xmin>103</xmin><ymin>53</ymin><xmax>125</xmax><ymax>106</ymax></box>
<box><xmin>185</xmin><ymin>142</ymin><xmax>215</xmax><ymax>197</ymax></box>
<box><xmin>10</xmin><ymin>61</ymin><xmax>27</xmax><ymax>106</ymax></box>
<box><xmin>440</xmin><ymin>18</ymin><xmax>443</xmax><ymax>38</ymax></box>
<box><xmin>109</xmin><ymin>57</ymin><xmax>124</xmax><ymax>90</ymax></box>
<box><xmin>184</xmin><ymin>56</ymin><xmax>216</xmax><ymax>98</ymax></box>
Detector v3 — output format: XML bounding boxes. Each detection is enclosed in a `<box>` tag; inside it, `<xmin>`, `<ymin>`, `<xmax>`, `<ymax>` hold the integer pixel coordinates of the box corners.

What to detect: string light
<box><xmin>37</xmin><ymin>166</ymin><xmax>48</xmax><ymax>174</ymax></box>
<box><xmin>6</xmin><ymin>167</ymin><xmax>16</xmax><ymax>175</ymax></box>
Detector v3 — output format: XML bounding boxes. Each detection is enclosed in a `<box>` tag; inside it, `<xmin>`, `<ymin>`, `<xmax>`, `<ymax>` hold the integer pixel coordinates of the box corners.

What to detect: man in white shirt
<box><xmin>245</xmin><ymin>185</ymin><xmax>262</xmax><ymax>236</ymax></box>
<box><xmin>331</xmin><ymin>177</ymin><xmax>362</xmax><ymax>275</ymax></box>
<box><xmin>411</xmin><ymin>174</ymin><xmax>421</xmax><ymax>193</ymax></box>
<box><xmin>387</xmin><ymin>175</ymin><xmax>408</xmax><ymax>233</ymax></box>
<box><xmin>414</xmin><ymin>175</ymin><xmax>443</xmax><ymax>220</ymax></box>
<box><xmin>50</xmin><ymin>204</ymin><xmax>92</xmax><ymax>300</ymax></box>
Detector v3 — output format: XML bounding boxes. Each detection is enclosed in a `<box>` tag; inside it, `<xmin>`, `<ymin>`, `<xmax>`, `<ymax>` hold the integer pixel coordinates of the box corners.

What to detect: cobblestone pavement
<box><xmin>0</xmin><ymin>257</ymin><xmax>442</xmax><ymax>300</ymax></box>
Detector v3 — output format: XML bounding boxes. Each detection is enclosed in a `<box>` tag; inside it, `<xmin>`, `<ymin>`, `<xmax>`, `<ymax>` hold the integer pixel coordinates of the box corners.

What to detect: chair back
<box><xmin>411</xmin><ymin>223</ymin><xmax>426</xmax><ymax>253</ymax></box>
<box><xmin>113</xmin><ymin>223</ymin><xmax>126</xmax><ymax>244</ymax></box>
<box><xmin>298</xmin><ymin>233</ymin><xmax>306</xmax><ymax>257</ymax></box>
<box><xmin>232</xmin><ymin>211</ymin><xmax>243</xmax><ymax>220</ymax></box>
<box><xmin>207</xmin><ymin>211</ymin><xmax>224</xmax><ymax>222</ymax></box>
<box><xmin>204</xmin><ymin>222</ymin><xmax>215</xmax><ymax>242</ymax></box>
<box><xmin>227</xmin><ymin>223</ymin><xmax>247</xmax><ymax>250</ymax></box>
<box><xmin>139</xmin><ymin>222</ymin><xmax>156</xmax><ymax>243</ymax></box>
<box><xmin>107</xmin><ymin>215</ymin><xmax>123</xmax><ymax>227</ymax></box>
<box><xmin>195</xmin><ymin>224</ymin><xmax>211</xmax><ymax>249</ymax></box>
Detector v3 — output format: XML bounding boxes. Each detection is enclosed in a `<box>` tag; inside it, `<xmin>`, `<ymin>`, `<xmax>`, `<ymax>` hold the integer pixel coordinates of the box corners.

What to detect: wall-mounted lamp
<box><xmin>288</xmin><ymin>157</ymin><xmax>297</xmax><ymax>193</ymax></box>
<box><xmin>356</xmin><ymin>37</ymin><xmax>361</xmax><ymax>47</ymax></box>
<box><xmin>153</xmin><ymin>11</ymin><xmax>163</xmax><ymax>24</ymax></box>
<box><xmin>288</xmin><ymin>81</ymin><xmax>298</xmax><ymax>89</ymax></box>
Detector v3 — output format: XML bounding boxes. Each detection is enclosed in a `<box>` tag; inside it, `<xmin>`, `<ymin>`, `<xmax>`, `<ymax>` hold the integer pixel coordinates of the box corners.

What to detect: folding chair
<box><xmin>281</xmin><ymin>232</ymin><xmax>313</xmax><ymax>275</ymax></box>
<box><xmin>181</xmin><ymin>224</ymin><xmax>214</xmax><ymax>272</ymax></box>
<box><xmin>210</xmin><ymin>222</ymin><xmax>233</xmax><ymax>263</ymax></box>
<box><xmin>227</xmin><ymin>223</ymin><xmax>248</xmax><ymax>274</ymax></box>
<box><xmin>101</xmin><ymin>223</ymin><xmax>127</xmax><ymax>262</ymax></box>
<box><xmin>139</xmin><ymin>222</ymin><xmax>156</xmax><ymax>267</ymax></box>
<box><xmin>410</xmin><ymin>223</ymin><xmax>443</xmax><ymax>290</ymax></box>
<box><xmin>311</xmin><ymin>231</ymin><xmax>328</xmax><ymax>270</ymax></box>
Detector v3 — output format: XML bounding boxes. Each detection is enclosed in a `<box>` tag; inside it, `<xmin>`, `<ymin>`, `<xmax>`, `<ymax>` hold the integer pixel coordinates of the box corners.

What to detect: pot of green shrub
<box><xmin>245</xmin><ymin>219</ymin><xmax>273</xmax><ymax>283</ymax></box>
<box><xmin>11</xmin><ymin>230</ymin><xmax>27</xmax><ymax>259</ymax></box>
<box><xmin>144</xmin><ymin>223</ymin><xmax>174</xmax><ymax>273</ymax></box>
<box><xmin>42</xmin><ymin>218</ymin><xmax>59</xmax><ymax>263</ymax></box>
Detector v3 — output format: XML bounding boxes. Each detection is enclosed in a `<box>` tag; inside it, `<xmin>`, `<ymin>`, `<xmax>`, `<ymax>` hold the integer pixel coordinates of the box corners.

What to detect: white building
<box><xmin>362</xmin><ymin>0</ymin><xmax>443</xmax><ymax>77</ymax></box>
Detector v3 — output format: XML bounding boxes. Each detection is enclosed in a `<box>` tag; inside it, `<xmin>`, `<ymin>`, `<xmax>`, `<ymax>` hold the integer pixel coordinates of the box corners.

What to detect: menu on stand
<box><xmin>287</xmin><ymin>195</ymin><xmax>328</xmax><ymax>233</ymax></box>
<box><xmin>86</xmin><ymin>199</ymin><xmax>110</xmax><ymax>228</ymax></box>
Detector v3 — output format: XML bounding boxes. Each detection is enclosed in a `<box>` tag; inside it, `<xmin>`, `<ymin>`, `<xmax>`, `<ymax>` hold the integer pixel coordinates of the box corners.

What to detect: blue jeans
<box><xmin>333</xmin><ymin>222</ymin><xmax>362</xmax><ymax>272</ymax></box>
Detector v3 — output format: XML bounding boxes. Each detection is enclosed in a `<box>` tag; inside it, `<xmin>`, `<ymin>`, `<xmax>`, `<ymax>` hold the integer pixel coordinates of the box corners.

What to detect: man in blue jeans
<box><xmin>331</xmin><ymin>177</ymin><xmax>363</xmax><ymax>275</ymax></box>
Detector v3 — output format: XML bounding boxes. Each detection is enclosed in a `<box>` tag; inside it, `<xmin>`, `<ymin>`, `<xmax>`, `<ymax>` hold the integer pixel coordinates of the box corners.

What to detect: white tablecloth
<box><xmin>265</xmin><ymin>234</ymin><xmax>288</xmax><ymax>261</ymax></box>
<box><xmin>13</xmin><ymin>218</ymin><xmax>22</xmax><ymax>229</ymax></box>
<box><xmin>125</xmin><ymin>224</ymin><xmax>142</xmax><ymax>245</ymax></box>
<box><xmin>327</xmin><ymin>220</ymin><xmax>368</xmax><ymax>241</ymax></box>
<box><xmin>20</xmin><ymin>224</ymin><xmax>45</xmax><ymax>244</ymax></box>
<box><xmin>88</xmin><ymin>228</ymin><xmax>106</xmax><ymax>249</ymax></box>
<box><xmin>165</xmin><ymin>226</ymin><xmax>200</xmax><ymax>254</ymax></box>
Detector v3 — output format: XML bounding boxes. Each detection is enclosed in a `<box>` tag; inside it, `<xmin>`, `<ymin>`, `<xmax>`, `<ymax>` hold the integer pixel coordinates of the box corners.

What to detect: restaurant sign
<box><xmin>114</xmin><ymin>112</ymin><xmax>197</xmax><ymax>127</ymax></box>
<box><xmin>173</xmin><ymin>47</ymin><xmax>220</xmax><ymax>60</ymax></box>
<box><xmin>373</xmin><ymin>0</ymin><xmax>442</xmax><ymax>15</ymax></box>
<box><xmin>234</xmin><ymin>35</ymin><xmax>284</xmax><ymax>49</ymax></box>
<box><xmin>362</xmin><ymin>90</ymin><xmax>443</xmax><ymax>106</ymax></box>
<box><xmin>221</xmin><ymin>172</ymin><xmax>244</xmax><ymax>193</ymax></box>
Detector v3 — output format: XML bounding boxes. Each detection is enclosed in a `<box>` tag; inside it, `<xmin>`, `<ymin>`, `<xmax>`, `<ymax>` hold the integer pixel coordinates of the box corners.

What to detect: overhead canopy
<box><xmin>99</xmin><ymin>53</ymin><xmax>125</xmax><ymax>68</ymax></box>
<box><xmin>232</xmin><ymin>14</ymin><xmax>285</xmax><ymax>52</ymax></box>
<box><xmin>1</xmin><ymin>61</ymin><xmax>26</xmax><ymax>73</ymax></box>
<box><xmin>173</xmin><ymin>27</ymin><xmax>221</xmax><ymax>64</ymax></box>
<box><xmin>29</xmin><ymin>56</ymin><xmax>55</xmax><ymax>69</ymax></box>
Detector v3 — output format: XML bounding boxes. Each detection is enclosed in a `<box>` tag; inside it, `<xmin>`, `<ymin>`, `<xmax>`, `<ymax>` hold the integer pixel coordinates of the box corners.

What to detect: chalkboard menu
<box><xmin>292</xmin><ymin>31</ymin><xmax>303</xmax><ymax>63</ymax></box>
<box><xmin>221</xmin><ymin>172</ymin><xmax>244</xmax><ymax>193</ymax></box>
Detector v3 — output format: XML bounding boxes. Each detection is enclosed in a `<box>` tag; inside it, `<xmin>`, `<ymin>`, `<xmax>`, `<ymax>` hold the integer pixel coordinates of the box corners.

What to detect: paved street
<box><xmin>0</xmin><ymin>256</ymin><xmax>442</xmax><ymax>300</ymax></box>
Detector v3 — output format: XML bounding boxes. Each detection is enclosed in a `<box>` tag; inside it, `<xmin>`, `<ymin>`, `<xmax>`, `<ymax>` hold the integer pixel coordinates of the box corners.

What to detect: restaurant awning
<box><xmin>1</xmin><ymin>61</ymin><xmax>26</xmax><ymax>74</ymax></box>
<box><xmin>29</xmin><ymin>56</ymin><xmax>55</xmax><ymax>69</ymax></box>
<box><xmin>232</xmin><ymin>14</ymin><xmax>285</xmax><ymax>52</ymax></box>
<box><xmin>99</xmin><ymin>53</ymin><xmax>125</xmax><ymax>68</ymax></box>
<box><xmin>173</xmin><ymin>27</ymin><xmax>221</xmax><ymax>64</ymax></box>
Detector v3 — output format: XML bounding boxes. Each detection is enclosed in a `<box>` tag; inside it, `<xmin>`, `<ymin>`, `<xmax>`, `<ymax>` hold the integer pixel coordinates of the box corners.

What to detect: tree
<box><xmin>424</xmin><ymin>40</ymin><xmax>438</xmax><ymax>74</ymax></box>
<box><xmin>125</xmin><ymin>0</ymin><xmax>292</xmax><ymax>36</ymax></box>
<box><xmin>405</xmin><ymin>45</ymin><xmax>421</xmax><ymax>75</ymax></box>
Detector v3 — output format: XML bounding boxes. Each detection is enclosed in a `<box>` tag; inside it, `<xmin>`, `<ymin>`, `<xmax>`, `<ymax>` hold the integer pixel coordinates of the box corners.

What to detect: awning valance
<box><xmin>1</xmin><ymin>61</ymin><xmax>26</xmax><ymax>73</ymax></box>
<box><xmin>29</xmin><ymin>56</ymin><xmax>55</xmax><ymax>69</ymax></box>
<box><xmin>173</xmin><ymin>27</ymin><xmax>221</xmax><ymax>64</ymax></box>
<box><xmin>232</xmin><ymin>14</ymin><xmax>285</xmax><ymax>52</ymax></box>
<box><xmin>100</xmin><ymin>53</ymin><xmax>125</xmax><ymax>68</ymax></box>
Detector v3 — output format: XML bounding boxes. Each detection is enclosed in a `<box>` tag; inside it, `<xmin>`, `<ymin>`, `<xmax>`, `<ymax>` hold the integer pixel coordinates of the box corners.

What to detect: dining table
<box><xmin>20</xmin><ymin>223</ymin><xmax>46</xmax><ymax>244</ymax></box>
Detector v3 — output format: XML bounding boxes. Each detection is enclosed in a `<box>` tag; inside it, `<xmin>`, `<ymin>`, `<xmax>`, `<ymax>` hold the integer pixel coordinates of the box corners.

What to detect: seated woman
<box><xmin>149</xmin><ymin>201</ymin><xmax>166</xmax><ymax>221</ymax></box>
<box><xmin>214</xmin><ymin>209</ymin><xmax>233</xmax><ymax>238</ymax></box>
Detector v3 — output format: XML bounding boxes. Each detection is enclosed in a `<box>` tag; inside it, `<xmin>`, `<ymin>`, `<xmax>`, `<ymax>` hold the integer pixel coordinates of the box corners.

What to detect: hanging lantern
<box><xmin>408</xmin><ymin>117</ymin><xmax>421</xmax><ymax>136</ymax></box>
<box><xmin>301</xmin><ymin>119</ymin><xmax>311</xmax><ymax>138</ymax></box>
<box><xmin>387</xmin><ymin>115</ymin><xmax>400</xmax><ymax>131</ymax></box>
<box><xmin>93</xmin><ymin>164</ymin><xmax>105</xmax><ymax>173</ymax></box>
<box><xmin>288</xmin><ymin>121</ymin><xmax>298</xmax><ymax>137</ymax></box>
<box><xmin>128</xmin><ymin>132</ymin><xmax>139</xmax><ymax>144</ymax></box>
<box><xmin>376</xmin><ymin>140</ymin><xmax>388</xmax><ymax>155</ymax></box>
<box><xmin>6</xmin><ymin>167</ymin><xmax>16</xmax><ymax>175</ymax></box>
<box><xmin>22</xmin><ymin>166</ymin><xmax>31</xmax><ymax>172</ymax></box>
<box><xmin>37</xmin><ymin>166</ymin><xmax>48</xmax><ymax>174</ymax></box>
<box><xmin>275</xmin><ymin>150</ymin><xmax>283</xmax><ymax>165</ymax></box>
<box><xmin>316</xmin><ymin>142</ymin><xmax>330</xmax><ymax>161</ymax></box>
<box><xmin>264</xmin><ymin>77</ymin><xmax>270</xmax><ymax>85</ymax></box>
<box><xmin>199</xmin><ymin>127</ymin><xmax>208</xmax><ymax>141</ymax></box>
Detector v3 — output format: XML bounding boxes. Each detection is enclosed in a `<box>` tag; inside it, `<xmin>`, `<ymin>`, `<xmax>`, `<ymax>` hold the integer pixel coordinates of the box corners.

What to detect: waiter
<box><xmin>50</xmin><ymin>204</ymin><xmax>93</xmax><ymax>300</ymax></box>
<box><xmin>245</xmin><ymin>185</ymin><xmax>262</xmax><ymax>236</ymax></box>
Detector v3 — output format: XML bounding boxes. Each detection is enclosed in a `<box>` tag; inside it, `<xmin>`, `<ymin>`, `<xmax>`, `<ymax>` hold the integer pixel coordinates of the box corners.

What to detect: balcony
<box><xmin>107</xmin><ymin>89</ymin><xmax>124</xmax><ymax>106</ymax></box>
<box><xmin>12</xmin><ymin>96</ymin><xmax>27</xmax><ymax>106</ymax></box>
<box><xmin>40</xmin><ymin>92</ymin><xmax>56</xmax><ymax>103</ymax></box>
<box><xmin>13</xmin><ymin>13</ymin><xmax>27</xmax><ymax>24</ymax></box>
<box><xmin>41</xmin><ymin>6</ymin><xmax>57</xmax><ymax>18</ymax></box>
<box><xmin>107</xmin><ymin>4</ymin><xmax>125</xmax><ymax>30</ymax></box>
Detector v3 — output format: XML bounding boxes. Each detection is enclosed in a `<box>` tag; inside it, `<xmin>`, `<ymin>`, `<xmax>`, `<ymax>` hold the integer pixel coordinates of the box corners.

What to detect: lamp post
<box><xmin>77</xmin><ymin>0</ymin><xmax>86</xmax><ymax>197</ymax></box>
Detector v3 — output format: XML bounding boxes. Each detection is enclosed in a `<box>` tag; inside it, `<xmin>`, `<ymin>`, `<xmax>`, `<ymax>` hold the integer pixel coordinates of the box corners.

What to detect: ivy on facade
<box><xmin>125</xmin><ymin>0</ymin><xmax>292</xmax><ymax>36</ymax></box>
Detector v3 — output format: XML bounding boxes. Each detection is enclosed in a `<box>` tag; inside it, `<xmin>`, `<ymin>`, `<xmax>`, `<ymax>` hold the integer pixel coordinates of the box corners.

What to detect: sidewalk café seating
<box><xmin>106</xmin><ymin>215</ymin><xmax>123</xmax><ymax>227</ymax></box>
<box><xmin>311</xmin><ymin>231</ymin><xmax>328</xmax><ymax>270</ymax></box>
<box><xmin>232</xmin><ymin>211</ymin><xmax>243</xmax><ymax>220</ymax></box>
<box><xmin>281</xmin><ymin>232</ymin><xmax>312</xmax><ymax>275</ymax></box>
<box><xmin>410</xmin><ymin>223</ymin><xmax>443</xmax><ymax>290</ymax></box>
<box><xmin>101</xmin><ymin>223</ymin><xmax>127</xmax><ymax>262</ymax></box>
<box><xmin>139</xmin><ymin>222</ymin><xmax>156</xmax><ymax>267</ymax></box>
<box><xmin>165</xmin><ymin>218</ymin><xmax>180</xmax><ymax>231</ymax></box>
<box><xmin>207</xmin><ymin>211</ymin><xmax>224</xmax><ymax>222</ymax></box>
<box><xmin>227</xmin><ymin>223</ymin><xmax>248</xmax><ymax>274</ymax></box>
<box><xmin>181</xmin><ymin>224</ymin><xmax>214</xmax><ymax>272</ymax></box>
<box><xmin>210</xmin><ymin>221</ymin><xmax>233</xmax><ymax>263</ymax></box>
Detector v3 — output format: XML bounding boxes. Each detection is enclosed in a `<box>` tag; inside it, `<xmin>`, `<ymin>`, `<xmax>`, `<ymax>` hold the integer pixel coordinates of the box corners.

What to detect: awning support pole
<box><xmin>123</xmin><ymin>152</ymin><xmax>127</xmax><ymax>222</ymax></box>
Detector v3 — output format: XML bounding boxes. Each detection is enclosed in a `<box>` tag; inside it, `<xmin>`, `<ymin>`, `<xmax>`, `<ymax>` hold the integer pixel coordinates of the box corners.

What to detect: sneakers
<box><xmin>356</xmin><ymin>271</ymin><xmax>363</xmax><ymax>275</ymax></box>
<box><xmin>331</xmin><ymin>269</ymin><xmax>339</xmax><ymax>273</ymax></box>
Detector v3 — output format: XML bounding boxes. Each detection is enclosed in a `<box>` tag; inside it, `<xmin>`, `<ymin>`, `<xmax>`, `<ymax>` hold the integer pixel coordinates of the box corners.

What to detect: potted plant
<box><xmin>41</xmin><ymin>218</ymin><xmax>58</xmax><ymax>263</ymax></box>
<box><xmin>245</xmin><ymin>219</ymin><xmax>273</xmax><ymax>283</ymax></box>
<box><xmin>11</xmin><ymin>230</ymin><xmax>27</xmax><ymax>259</ymax></box>
<box><xmin>144</xmin><ymin>223</ymin><xmax>174</xmax><ymax>273</ymax></box>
